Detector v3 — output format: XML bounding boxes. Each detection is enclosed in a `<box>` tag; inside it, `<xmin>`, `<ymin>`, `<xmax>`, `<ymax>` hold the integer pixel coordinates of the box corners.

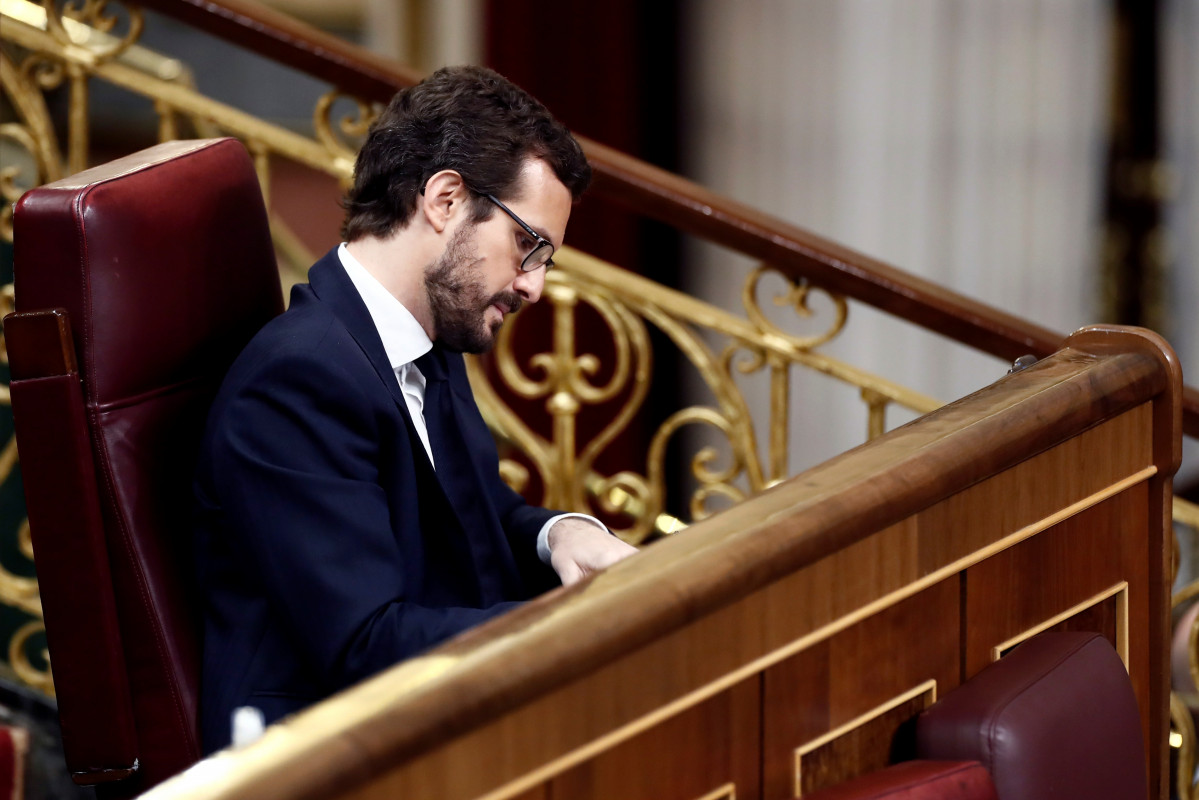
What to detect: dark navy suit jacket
<box><xmin>194</xmin><ymin>249</ymin><xmax>559</xmax><ymax>752</ymax></box>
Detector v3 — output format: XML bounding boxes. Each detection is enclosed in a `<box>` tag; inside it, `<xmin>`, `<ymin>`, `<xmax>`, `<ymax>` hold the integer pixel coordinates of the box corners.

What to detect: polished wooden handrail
<box><xmin>134</xmin><ymin>0</ymin><xmax>1199</xmax><ymax>439</ymax></box>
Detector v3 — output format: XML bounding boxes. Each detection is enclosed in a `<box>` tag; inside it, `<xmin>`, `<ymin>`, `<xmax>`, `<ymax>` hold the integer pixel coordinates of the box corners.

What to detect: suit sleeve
<box><xmin>208</xmin><ymin>346</ymin><xmax>518</xmax><ymax>687</ymax></box>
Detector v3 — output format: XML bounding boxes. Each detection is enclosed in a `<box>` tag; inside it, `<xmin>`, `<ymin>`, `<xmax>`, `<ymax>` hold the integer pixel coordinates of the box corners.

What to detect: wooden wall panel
<box><xmin>794</xmin><ymin>687</ymin><xmax>932</xmax><ymax>797</ymax></box>
<box><xmin>761</xmin><ymin>578</ymin><xmax>960</xmax><ymax>799</ymax></box>
<box><xmin>547</xmin><ymin>677</ymin><xmax>759</xmax><ymax>800</ymax></box>
<box><xmin>963</xmin><ymin>486</ymin><xmax>1148</xmax><ymax>673</ymax></box>
<box><xmin>349</xmin><ymin>597</ymin><xmax>771</xmax><ymax>799</ymax></box>
<box><xmin>757</xmin><ymin>519</ymin><xmax>921</xmax><ymax>656</ymax></box>
<box><xmin>993</xmin><ymin>593</ymin><xmax>1121</xmax><ymax>659</ymax></box>
<box><xmin>963</xmin><ymin>484</ymin><xmax>1151</xmax><ymax>762</ymax></box>
<box><xmin>916</xmin><ymin>404</ymin><xmax>1152</xmax><ymax>575</ymax></box>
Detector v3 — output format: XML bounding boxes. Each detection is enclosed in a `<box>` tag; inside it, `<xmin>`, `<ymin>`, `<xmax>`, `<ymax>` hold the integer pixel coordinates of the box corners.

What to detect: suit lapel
<box><xmin>307</xmin><ymin>250</ymin><xmax>411</xmax><ymax>414</ymax></box>
<box><xmin>307</xmin><ymin>250</ymin><xmax>520</xmax><ymax>602</ymax></box>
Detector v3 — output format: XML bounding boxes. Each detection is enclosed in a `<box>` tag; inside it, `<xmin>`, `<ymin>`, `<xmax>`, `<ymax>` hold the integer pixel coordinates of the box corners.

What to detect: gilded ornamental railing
<box><xmin>0</xmin><ymin>3</ymin><xmax>1195</xmax><ymax>796</ymax></box>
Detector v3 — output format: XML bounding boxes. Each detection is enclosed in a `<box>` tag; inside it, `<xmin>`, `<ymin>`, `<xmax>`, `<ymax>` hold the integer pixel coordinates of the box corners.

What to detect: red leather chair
<box><xmin>806</xmin><ymin>632</ymin><xmax>1146</xmax><ymax>799</ymax></box>
<box><xmin>916</xmin><ymin>631</ymin><xmax>1148</xmax><ymax>800</ymax></box>
<box><xmin>6</xmin><ymin>138</ymin><xmax>283</xmax><ymax>796</ymax></box>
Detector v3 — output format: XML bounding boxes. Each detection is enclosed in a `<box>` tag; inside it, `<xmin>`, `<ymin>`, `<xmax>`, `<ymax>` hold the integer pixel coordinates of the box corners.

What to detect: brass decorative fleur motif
<box><xmin>42</xmin><ymin>0</ymin><xmax>143</xmax><ymax>64</ymax></box>
<box><xmin>313</xmin><ymin>90</ymin><xmax>378</xmax><ymax>185</ymax></box>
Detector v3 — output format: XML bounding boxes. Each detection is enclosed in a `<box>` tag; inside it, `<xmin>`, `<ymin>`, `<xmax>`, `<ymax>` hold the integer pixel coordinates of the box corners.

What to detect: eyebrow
<box><xmin>519</xmin><ymin>217</ymin><xmax>554</xmax><ymax>248</ymax></box>
<box><xmin>484</xmin><ymin>191</ymin><xmax>557</xmax><ymax>249</ymax></box>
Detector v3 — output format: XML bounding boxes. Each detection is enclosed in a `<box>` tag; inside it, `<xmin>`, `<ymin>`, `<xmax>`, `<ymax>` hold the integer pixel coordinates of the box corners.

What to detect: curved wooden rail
<box><xmin>134</xmin><ymin>0</ymin><xmax>1199</xmax><ymax>439</ymax></box>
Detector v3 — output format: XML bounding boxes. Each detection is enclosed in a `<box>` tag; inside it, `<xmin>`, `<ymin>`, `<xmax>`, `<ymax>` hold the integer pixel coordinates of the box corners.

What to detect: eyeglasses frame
<box><xmin>418</xmin><ymin>176</ymin><xmax>557</xmax><ymax>272</ymax></box>
<box><xmin>481</xmin><ymin>193</ymin><xmax>556</xmax><ymax>272</ymax></box>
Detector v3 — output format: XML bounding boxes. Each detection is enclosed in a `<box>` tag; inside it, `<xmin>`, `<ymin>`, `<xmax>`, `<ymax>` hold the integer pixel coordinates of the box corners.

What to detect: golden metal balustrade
<box><xmin>483</xmin><ymin>250</ymin><xmax>942</xmax><ymax>544</ymax></box>
<box><xmin>0</xmin><ymin>6</ymin><xmax>1195</xmax><ymax>794</ymax></box>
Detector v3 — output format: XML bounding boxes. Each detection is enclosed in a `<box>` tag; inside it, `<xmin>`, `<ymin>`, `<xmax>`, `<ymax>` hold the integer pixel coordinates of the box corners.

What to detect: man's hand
<box><xmin>547</xmin><ymin>518</ymin><xmax>638</xmax><ymax>586</ymax></box>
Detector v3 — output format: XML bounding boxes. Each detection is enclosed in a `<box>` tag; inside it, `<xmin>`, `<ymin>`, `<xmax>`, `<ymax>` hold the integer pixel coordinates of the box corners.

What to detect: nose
<box><xmin>512</xmin><ymin>266</ymin><xmax>545</xmax><ymax>304</ymax></box>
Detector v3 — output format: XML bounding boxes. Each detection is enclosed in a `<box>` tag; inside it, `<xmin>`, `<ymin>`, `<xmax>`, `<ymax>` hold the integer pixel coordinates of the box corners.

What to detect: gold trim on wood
<box><xmin>693</xmin><ymin>783</ymin><xmax>736</xmax><ymax>800</ymax></box>
<box><xmin>793</xmin><ymin>680</ymin><xmax>938</xmax><ymax>798</ymax></box>
<box><xmin>465</xmin><ymin>466</ymin><xmax>1159</xmax><ymax>800</ymax></box>
<box><xmin>989</xmin><ymin>581</ymin><xmax>1130</xmax><ymax>668</ymax></box>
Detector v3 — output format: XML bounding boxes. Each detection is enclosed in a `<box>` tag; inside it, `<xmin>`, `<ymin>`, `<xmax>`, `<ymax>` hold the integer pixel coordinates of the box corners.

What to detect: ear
<box><xmin>419</xmin><ymin>169</ymin><xmax>469</xmax><ymax>234</ymax></box>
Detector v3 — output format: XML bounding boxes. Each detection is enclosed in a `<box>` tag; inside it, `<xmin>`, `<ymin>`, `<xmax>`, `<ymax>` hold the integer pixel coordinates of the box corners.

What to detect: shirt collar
<box><xmin>337</xmin><ymin>242</ymin><xmax>432</xmax><ymax>370</ymax></box>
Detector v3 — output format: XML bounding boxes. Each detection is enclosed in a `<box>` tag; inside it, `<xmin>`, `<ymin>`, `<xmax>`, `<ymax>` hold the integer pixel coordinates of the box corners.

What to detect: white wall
<box><xmin>682</xmin><ymin>0</ymin><xmax>1115</xmax><ymax>474</ymax></box>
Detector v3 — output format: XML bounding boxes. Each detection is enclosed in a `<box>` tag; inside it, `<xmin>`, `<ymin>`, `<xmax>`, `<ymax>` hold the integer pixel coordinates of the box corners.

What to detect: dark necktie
<box><xmin>414</xmin><ymin>348</ymin><xmax>519</xmax><ymax>603</ymax></box>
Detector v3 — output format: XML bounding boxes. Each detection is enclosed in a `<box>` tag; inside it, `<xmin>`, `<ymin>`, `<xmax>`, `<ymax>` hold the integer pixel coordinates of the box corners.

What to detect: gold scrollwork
<box><xmin>591</xmin><ymin>470</ymin><xmax>651</xmax><ymax>517</ymax></box>
<box><xmin>724</xmin><ymin>343</ymin><xmax>765</xmax><ymax>378</ymax></box>
<box><xmin>486</xmin><ymin>277</ymin><xmax>653</xmax><ymax>520</ymax></box>
<box><xmin>743</xmin><ymin>264</ymin><xmax>848</xmax><ymax>351</ymax></box>
<box><xmin>1</xmin><ymin>48</ymin><xmax>64</xmax><ymax>240</ymax></box>
<box><xmin>632</xmin><ymin>296</ymin><xmax>766</xmax><ymax>495</ymax></box>
<box><xmin>0</xmin><ymin>122</ymin><xmax>47</xmax><ymax>238</ymax></box>
<box><xmin>720</xmin><ymin>342</ymin><xmax>794</xmax><ymax>481</ymax></box>
<box><xmin>0</xmin><ymin>513</ymin><xmax>40</xmax><ymax>619</ymax></box>
<box><xmin>42</xmin><ymin>0</ymin><xmax>143</xmax><ymax>65</ymax></box>
<box><xmin>7</xmin><ymin>620</ymin><xmax>53</xmax><ymax>696</ymax></box>
<box><xmin>1172</xmin><ymin>691</ymin><xmax>1197</xmax><ymax>800</ymax></box>
<box><xmin>497</xmin><ymin>459</ymin><xmax>529</xmax><ymax>495</ymax></box>
<box><xmin>0</xmin><ymin>565</ymin><xmax>41</xmax><ymax>618</ymax></box>
<box><xmin>573</xmin><ymin>265</ymin><xmax>764</xmax><ymax>536</ymax></box>
<box><xmin>314</xmin><ymin>90</ymin><xmax>377</xmax><ymax>168</ymax></box>
<box><xmin>495</xmin><ymin>282</ymin><xmax>641</xmax><ymax>410</ymax></box>
<box><xmin>1171</xmin><ymin>572</ymin><xmax>1198</xmax><ymax>800</ymax></box>
<box><xmin>0</xmin><ymin>283</ymin><xmax>14</xmax><ymax>393</ymax></box>
<box><xmin>19</xmin><ymin>52</ymin><xmax>66</xmax><ymax>91</ymax></box>
<box><xmin>647</xmin><ymin>406</ymin><xmax>748</xmax><ymax>522</ymax></box>
<box><xmin>16</xmin><ymin>517</ymin><xmax>33</xmax><ymax>561</ymax></box>
<box><xmin>473</xmin><ymin>261</ymin><xmax>768</xmax><ymax>543</ymax></box>
<box><xmin>0</xmin><ymin>432</ymin><xmax>16</xmax><ymax>484</ymax></box>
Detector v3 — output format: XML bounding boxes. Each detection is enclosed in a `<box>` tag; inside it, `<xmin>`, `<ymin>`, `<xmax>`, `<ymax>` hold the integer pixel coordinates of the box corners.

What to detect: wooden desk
<box><xmin>145</xmin><ymin>325</ymin><xmax>1180</xmax><ymax>800</ymax></box>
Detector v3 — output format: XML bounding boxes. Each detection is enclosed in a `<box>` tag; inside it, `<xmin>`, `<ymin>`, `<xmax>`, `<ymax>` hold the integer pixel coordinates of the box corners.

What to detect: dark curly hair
<box><xmin>341</xmin><ymin>65</ymin><xmax>591</xmax><ymax>241</ymax></box>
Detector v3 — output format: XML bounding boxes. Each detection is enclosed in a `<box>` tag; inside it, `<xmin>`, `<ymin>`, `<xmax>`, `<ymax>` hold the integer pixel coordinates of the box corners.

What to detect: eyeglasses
<box><xmin>482</xmin><ymin>193</ymin><xmax>555</xmax><ymax>272</ymax></box>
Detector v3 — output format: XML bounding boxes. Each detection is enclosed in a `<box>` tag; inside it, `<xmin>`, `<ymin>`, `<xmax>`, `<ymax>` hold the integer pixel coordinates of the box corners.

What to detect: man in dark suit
<box><xmin>195</xmin><ymin>65</ymin><xmax>637</xmax><ymax>752</ymax></box>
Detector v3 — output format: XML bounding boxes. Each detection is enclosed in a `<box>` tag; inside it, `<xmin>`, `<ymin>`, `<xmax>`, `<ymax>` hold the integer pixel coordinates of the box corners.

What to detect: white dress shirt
<box><xmin>337</xmin><ymin>243</ymin><xmax>603</xmax><ymax>564</ymax></box>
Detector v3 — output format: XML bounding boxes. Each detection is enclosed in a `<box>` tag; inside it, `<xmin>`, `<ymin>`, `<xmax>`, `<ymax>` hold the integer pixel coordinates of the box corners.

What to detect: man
<box><xmin>194</xmin><ymin>65</ymin><xmax>637</xmax><ymax>752</ymax></box>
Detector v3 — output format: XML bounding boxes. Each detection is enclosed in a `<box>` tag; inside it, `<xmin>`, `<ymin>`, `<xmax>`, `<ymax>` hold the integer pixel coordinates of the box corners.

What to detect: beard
<box><xmin>424</xmin><ymin>221</ymin><xmax>523</xmax><ymax>354</ymax></box>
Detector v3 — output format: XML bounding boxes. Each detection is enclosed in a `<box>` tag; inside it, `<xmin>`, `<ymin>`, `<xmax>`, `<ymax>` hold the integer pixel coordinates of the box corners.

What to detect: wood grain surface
<box><xmin>133</xmin><ymin>330</ymin><xmax>1178</xmax><ymax>799</ymax></box>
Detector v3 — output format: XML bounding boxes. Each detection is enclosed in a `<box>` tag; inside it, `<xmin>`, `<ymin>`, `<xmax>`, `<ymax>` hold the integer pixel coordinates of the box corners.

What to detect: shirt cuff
<box><xmin>537</xmin><ymin>513</ymin><xmax>609</xmax><ymax>565</ymax></box>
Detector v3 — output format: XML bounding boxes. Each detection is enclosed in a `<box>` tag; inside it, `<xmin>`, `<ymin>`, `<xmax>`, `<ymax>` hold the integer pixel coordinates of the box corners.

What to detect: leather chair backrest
<box><xmin>8</xmin><ymin>138</ymin><xmax>283</xmax><ymax>795</ymax></box>
<box><xmin>915</xmin><ymin>631</ymin><xmax>1148</xmax><ymax>800</ymax></box>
